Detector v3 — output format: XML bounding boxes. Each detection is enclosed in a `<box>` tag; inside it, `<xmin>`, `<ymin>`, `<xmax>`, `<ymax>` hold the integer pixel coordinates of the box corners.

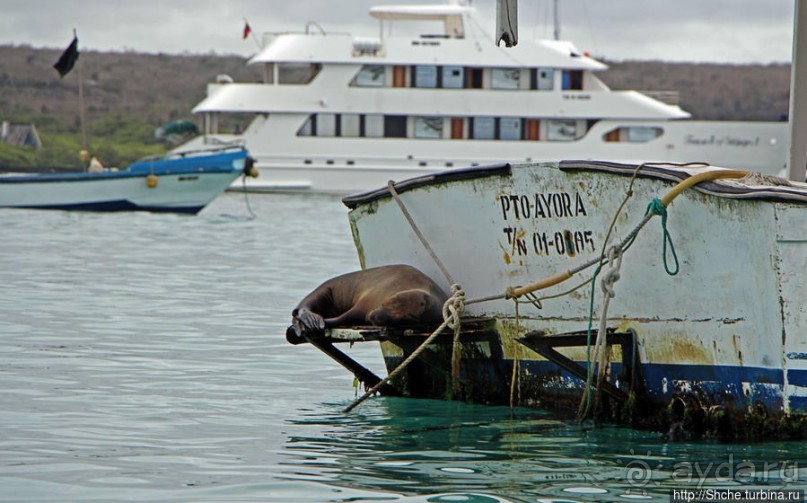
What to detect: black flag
<box><xmin>53</xmin><ymin>36</ymin><xmax>79</xmax><ymax>77</ymax></box>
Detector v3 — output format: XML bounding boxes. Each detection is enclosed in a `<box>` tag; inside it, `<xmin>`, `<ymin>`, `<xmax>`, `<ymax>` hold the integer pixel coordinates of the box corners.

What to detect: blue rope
<box><xmin>646</xmin><ymin>198</ymin><xmax>679</xmax><ymax>276</ymax></box>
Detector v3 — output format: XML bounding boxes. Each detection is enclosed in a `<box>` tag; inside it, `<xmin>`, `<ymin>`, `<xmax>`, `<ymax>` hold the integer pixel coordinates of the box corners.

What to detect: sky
<box><xmin>0</xmin><ymin>0</ymin><xmax>796</xmax><ymax>64</ymax></box>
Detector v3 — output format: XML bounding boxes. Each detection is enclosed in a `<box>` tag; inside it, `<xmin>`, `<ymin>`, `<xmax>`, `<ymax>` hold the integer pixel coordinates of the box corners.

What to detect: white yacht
<box><xmin>177</xmin><ymin>2</ymin><xmax>788</xmax><ymax>194</ymax></box>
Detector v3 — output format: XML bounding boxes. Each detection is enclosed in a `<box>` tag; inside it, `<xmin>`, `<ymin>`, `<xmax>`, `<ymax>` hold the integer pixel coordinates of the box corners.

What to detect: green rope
<box><xmin>579</xmin><ymin>260</ymin><xmax>605</xmax><ymax>422</ymax></box>
<box><xmin>646</xmin><ymin>198</ymin><xmax>679</xmax><ymax>276</ymax></box>
<box><xmin>579</xmin><ymin>196</ymin><xmax>679</xmax><ymax>422</ymax></box>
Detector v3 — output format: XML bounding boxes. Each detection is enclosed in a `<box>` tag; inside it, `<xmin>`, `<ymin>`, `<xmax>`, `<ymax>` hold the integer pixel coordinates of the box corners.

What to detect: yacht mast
<box><xmin>496</xmin><ymin>0</ymin><xmax>518</xmax><ymax>46</ymax></box>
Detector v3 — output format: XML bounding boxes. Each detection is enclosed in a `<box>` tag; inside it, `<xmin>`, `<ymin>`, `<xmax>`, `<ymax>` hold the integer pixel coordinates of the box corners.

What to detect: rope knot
<box><xmin>646</xmin><ymin>197</ymin><xmax>680</xmax><ymax>276</ymax></box>
<box><xmin>600</xmin><ymin>245</ymin><xmax>623</xmax><ymax>299</ymax></box>
<box><xmin>646</xmin><ymin>198</ymin><xmax>667</xmax><ymax>218</ymax></box>
<box><xmin>442</xmin><ymin>283</ymin><xmax>466</xmax><ymax>330</ymax></box>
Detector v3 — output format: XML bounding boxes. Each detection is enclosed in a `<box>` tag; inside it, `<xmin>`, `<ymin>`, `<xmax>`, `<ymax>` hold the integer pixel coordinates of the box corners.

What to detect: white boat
<box><xmin>285</xmin><ymin>2</ymin><xmax>807</xmax><ymax>439</ymax></box>
<box><xmin>0</xmin><ymin>146</ymin><xmax>254</xmax><ymax>214</ymax></box>
<box><xmin>176</xmin><ymin>1</ymin><xmax>788</xmax><ymax>194</ymax></box>
<box><xmin>332</xmin><ymin>160</ymin><xmax>807</xmax><ymax>439</ymax></box>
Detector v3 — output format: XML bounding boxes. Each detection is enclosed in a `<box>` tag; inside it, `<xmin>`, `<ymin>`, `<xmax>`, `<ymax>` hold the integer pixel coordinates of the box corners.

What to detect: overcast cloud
<box><xmin>0</xmin><ymin>0</ymin><xmax>795</xmax><ymax>63</ymax></box>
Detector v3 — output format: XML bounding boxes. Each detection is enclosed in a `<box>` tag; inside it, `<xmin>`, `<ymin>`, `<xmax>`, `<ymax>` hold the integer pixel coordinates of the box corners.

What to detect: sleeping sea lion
<box><xmin>291</xmin><ymin>264</ymin><xmax>448</xmax><ymax>337</ymax></box>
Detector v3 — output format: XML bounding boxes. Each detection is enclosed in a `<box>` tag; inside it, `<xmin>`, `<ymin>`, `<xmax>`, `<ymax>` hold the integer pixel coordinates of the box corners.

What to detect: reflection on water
<box><xmin>282</xmin><ymin>396</ymin><xmax>806</xmax><ymax>501</ymax></box>
<box><xmin>284</xmin><ymin>398</ymin><xmax>592</xmax><ymax>501</ymax></box>
<box><xmin>0</xmin><ymin>193</ymin><xmax>804</xmax><ymax>502</ymax></box>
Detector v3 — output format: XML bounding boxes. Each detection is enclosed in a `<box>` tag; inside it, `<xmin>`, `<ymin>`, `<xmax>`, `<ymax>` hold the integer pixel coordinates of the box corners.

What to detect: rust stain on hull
<box><xmin>643</xmin><ymin>333</ymin><xmax>713</xmax><ymax>365</ymax></box>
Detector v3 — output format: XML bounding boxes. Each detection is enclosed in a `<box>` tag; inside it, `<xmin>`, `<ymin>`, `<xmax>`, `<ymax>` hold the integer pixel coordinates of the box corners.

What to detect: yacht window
<box><xmin>393</xmin><ymin>66</ymin><xmax>407</xmax><ymax>87</ymax></box>
<box><xmin>532</xmin><ymin>68</ymin><xmax>554</xmax><ymax>90</ymax></box>
<box><xmin>499</xmin><ymin>117</ymin><xmax>522</xmax><ymax>140</ymax></box>
<box><xmin>342</xmin><ymin>114</ymin><xmax>361</xmax><ymax>137</ymax></box>
<box><xmin>561</xmin><ymin>70</ymin><xmax>583</xmax><ymax>90</ymax></box>
<box><xmin>298</xmin><ymin>115</ymin><xmax>314</xmax><ymax>136</ymax></box>
<box><xmin>278</xmin><ymin>63</ymin><xmax>322</xmax><ymax>85</ymax></box>
<box><xmin>471</xmin><ymin>117</ymin><xmax>496</xmax><ymax>140</ymax></box>
<box><xmin>604</xmin><ymin>128</ymin><xmax>620</xmax><ymax>142</ymax></box>
<box><xmin>442</xmin><ymin>66</ymin><xmax>464</xmax><ymax>89</ymax></box>
<box><xmin>547</xmin><ymin>119</ymin><xmax>579</xmax><ymax>141</ymax></box>
<box><xmin>603</xmin><ymin>126</ymin><xmax>663</xmax><ymax>142</ymax></box>
<box><xmin>365</xmin><ymin>114</ymin><xmax>384</xmax><ymax>137</ymax></box>
<box><xmin>414</xmin><ymin>117</ymin><xmax>443</xmax><ymax>139</ymax></box>
<box><xmin>413</xmin><ymin>65</ymin><xmax>438</xmax><ymax>88</ymax></box>
<box><xmin>353</xmin><ymin>65</ymin><xmax>385</xmax><ymax>87</ymax></box>
<box><xmin>491</xmin><ymin>68</ymin><xmax>520</xmax><ymax>90</ymax></box>
<box><xmin>525</xmin><ymin>119</ymin><xmax>540</xmax><ymax>140</ymax></box>
<box><xmin>466</xmin><ymin>68</ymin><xmax>483</xmax><ymax>89</ymax></box>
<box><xmin>627</xmin><ymin>126</ymin><xmax>662</xmax><ymax>142</ymax></box>
<box><xmin>384</xmin><ymin>115</ymin><xmax>407</xmax><ymax>138</ymax></box>
<box><xmin>318</xmin><ymin>113</ymin><xmax>337</xmax><ymax>136</ymax></box>
<box><xmin>450</xmin><ymin>118</ymin><xmax>464</xmax><ymax>139</ymax></box>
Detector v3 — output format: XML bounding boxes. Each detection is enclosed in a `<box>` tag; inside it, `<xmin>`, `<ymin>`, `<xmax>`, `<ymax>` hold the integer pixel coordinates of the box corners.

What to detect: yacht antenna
<box><xmin>553</xmin><ymin>0</ymin><xmax>560</xmax><ymax>40</ymax></box>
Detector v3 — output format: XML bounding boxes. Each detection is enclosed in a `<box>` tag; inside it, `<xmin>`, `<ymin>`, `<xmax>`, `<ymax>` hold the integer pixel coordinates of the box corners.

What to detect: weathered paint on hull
<box><xmin>377</xmin><ymin>326</ymin><xmax>802</xmax><ymax>440</ymax></box>
<box><xmin>343</xmin><ymin>161</ymin><xmax>807</xmax><ymax>438</ymax></box>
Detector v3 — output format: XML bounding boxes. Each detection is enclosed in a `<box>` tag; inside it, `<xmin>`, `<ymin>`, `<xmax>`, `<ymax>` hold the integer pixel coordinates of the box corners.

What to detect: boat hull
<box><xmin>181</xmin><ymin>119</ymin><xmax>789</xmax><ymax>195</ymax></box>
<box><xmin>0</xmin><ymin>148</ymin><xmax>248</xmax><ymax>214</ymax></box>
<box><xmin>342</xmin><ymin>161</ymin><xmax>807</xmax><ymax>438</ymax></box>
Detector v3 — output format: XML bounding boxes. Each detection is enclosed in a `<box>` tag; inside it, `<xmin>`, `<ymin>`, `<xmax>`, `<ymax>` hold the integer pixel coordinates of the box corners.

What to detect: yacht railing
<box><xmin>640</xmin><ymin>90</ymin><xmax>680</xmax><ymax>106</ymax></box>
<box><xmin>260</xmin><ymin>30</ymin><xmax>351</xmax><ymax>47</ymax></box>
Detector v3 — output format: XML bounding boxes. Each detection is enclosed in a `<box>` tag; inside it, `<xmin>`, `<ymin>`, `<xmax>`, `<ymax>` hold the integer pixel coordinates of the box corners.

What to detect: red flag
<box><xmin>242</xmin><ymin>21</ymin><xmax>252</xmax><ymax>40</ymax></box>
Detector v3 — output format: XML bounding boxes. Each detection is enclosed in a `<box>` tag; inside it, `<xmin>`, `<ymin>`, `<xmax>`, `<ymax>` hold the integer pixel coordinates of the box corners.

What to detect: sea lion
<box><xmin>291</xmin><ymin>264</ymin><xmax>448</xmax><ymax>337</ymax></box>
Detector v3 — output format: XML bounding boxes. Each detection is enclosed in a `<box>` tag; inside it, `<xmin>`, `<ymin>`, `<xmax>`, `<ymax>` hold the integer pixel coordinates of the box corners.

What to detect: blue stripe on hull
<box><xmin>10</xmin><ymin>200</ymin><xmax>203</xmax><ymax>214</ymax></box>
<box><xmin>789</xmin><ymin>396</ymin><xmax>807</xmax><ymax>411</ymax></box>
<box><xmin>787</xmin><ymin>369</ymin><xmax>807</xmax><ymax>387</ymax></box>
<box><xmin>512</xmin><ymin>360</ymin><xmax>787</xmax><ymax>411</ymax></box>
<box><xmin>383</xmin><ymin>355</ymin><xmax>806</xmax><ymax>414</ymax></box>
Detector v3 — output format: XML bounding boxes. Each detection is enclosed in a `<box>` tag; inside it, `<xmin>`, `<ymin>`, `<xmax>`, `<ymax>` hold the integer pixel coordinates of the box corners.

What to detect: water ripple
<box><xmin>0</xmin><ymin>195</ymin><xmax>804</xmax><ymax>501</ymax></box>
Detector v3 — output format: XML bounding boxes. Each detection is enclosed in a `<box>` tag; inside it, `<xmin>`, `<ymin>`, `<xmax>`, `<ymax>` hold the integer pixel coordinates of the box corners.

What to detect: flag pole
<box><xmin>245</xmin><ymin>18</ymin><xmax>263</xmax><ymax>50</ymax></box>
<box><xmin>73</xmin><ymin>29</ymin><xmax>89</xmax><ymax>168</ymax></box>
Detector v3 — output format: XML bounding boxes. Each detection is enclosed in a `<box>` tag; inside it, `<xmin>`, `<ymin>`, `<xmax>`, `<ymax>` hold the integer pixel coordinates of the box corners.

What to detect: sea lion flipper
<box><xmin>293</xmin><ymin>307</ymin><xmax>326</xmax><ymax>335</ymax></box>
<box><xmin>323</xmin><ymin>304</ymin><xmax>369</xmax><ymax>328</ymax></box>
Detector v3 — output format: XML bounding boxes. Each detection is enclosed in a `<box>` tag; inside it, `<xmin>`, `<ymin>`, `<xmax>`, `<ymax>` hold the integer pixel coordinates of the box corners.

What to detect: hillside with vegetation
<box><xmin>0</xmin><ymin>44</ymin><xmax>791</xmax><ymax>170</ymax></box>
<box><xmin>601</xmin><ymin>60</ymin><xmax>790</xmax><ymax>122</ymax></box>
<box><xmin>0</xmin><ymin>45</ymin><xmax>260</xmax><ymax>170</ymax></box>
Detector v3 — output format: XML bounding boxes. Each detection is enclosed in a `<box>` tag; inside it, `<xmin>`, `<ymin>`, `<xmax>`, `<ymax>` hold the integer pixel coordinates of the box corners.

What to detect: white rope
<box><xmin>343</xmin><ymin>284</ymin><xmax>465</xmax><ymax>413</ymax></box>
<box><xmin>445</xmin><ymin>284</ymin><xmax>466</xmax><ymax>397</ymax></box>
<box><xmin>442</xmin><ymin>283</ymin><xmax>466</xmax><ymax>330</ymax></box>
<box><xmin>387</xmin><ymin>181</ymin><xmax>456</xmax><ymax>286</ymax></box>
<box><xmin>592</xmin><ymin>245</ymin><xmax>623</xmax><ymax>387</ymax></box>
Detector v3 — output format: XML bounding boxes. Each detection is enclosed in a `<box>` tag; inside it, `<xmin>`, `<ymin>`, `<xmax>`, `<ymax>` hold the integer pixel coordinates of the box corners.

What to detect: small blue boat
<box><xmin>0</xmin><ymin>146</ymin><xmax>255</xmax><ymax>214</ymax></box>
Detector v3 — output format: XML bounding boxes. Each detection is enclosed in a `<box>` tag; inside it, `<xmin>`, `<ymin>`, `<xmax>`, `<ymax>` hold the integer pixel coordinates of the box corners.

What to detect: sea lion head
<box><xmin>367</xmin><ymin>289</ymin><xmax>438</xmax><ymax>326</ymax></box>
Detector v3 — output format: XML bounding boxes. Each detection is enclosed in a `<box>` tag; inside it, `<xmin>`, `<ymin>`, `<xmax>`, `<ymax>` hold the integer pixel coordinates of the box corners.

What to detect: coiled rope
<box><xmin>343</xmin><ymin>285</ymin><xmax>465</xmax><ymax>413</ymax></box>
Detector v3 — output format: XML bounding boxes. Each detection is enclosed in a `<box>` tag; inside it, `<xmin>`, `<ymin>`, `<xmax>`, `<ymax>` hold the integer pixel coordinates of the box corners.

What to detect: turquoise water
<box><xmin>0</xmin><ymin>193</ymin><xmax>804</xmax><ymax>502</ymax></box>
